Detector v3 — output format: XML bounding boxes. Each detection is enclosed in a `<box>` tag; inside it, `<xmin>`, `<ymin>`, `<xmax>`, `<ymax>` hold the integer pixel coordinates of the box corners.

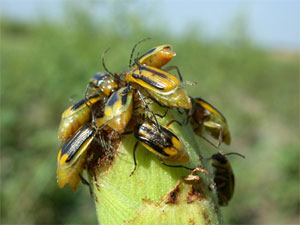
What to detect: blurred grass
<box><xmin>1</xmin><ymin>6</ymin><xmax>299</xmax><ymax>225</ymax></box>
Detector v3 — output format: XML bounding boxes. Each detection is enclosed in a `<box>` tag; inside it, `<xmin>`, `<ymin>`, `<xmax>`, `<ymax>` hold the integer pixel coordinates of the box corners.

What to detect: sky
<box><xmin>1</xmin><ymin>0</ymin><xmax>299</xmax><ymax>50</ymax></box>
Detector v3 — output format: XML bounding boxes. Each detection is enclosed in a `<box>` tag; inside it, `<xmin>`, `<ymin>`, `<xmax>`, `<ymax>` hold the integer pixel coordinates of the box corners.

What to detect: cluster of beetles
<box><xmin>57</xmin><ymin>39</ymin><xmax>244</xmax><ymax>206</ymax></box>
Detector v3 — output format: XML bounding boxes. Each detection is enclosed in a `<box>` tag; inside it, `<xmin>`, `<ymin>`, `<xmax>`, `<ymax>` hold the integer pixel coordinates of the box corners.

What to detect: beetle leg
<box><xmin>217</xmin><ymin>128</ymin><xmax>223</xmax><ymax>148</ymax></box>
<box><xmin>200</xmin><ymin>136</ymin><xmax>219</xmax><ymax>149</ymax></box>
<box><xmin>158</xmin><ymin>158</ymin><xmax>194</xmax><ymax>171</ymax></box>
<box><xmin>100</xmin><ymin>133</ymin><xmax>109</xmax><ymax>152</ymax></box>
<box><xmin>184</xmin><ymin>114</ymin><xmax>191</xmax><ymax>125</ymax></box>
<box><xmin>79</xmin><ymin>173</ymin><xmax>94</xmax><ymax>197</ymax></box>
<box><xmin>163</xmin><ymin>65</ymin><xmax>197</xmax><ymax>86</ymax></box>
<box><xmin>130</xmin><ymin>142</ymin><xmax>139</xmax><ymax>176</ymax></box>
<box><xmin>136</xmin><ymin>89</ymin><xmax>161</xmax><ymax>132</ymax></box>
<box><xmin>183</xmin><ymin>97</ymin><xmax>194</xmax><ymax>125</ymax></box>
<box><xmin>79</xmin><ymin>173</ymin><xmax>90</xmax><ymax>186</ymax></box>
<box><xmin>94</xmin><ymin>135</ymin><xmax>104</xmax><ymax>146</ymax></box>
<box><xmin>162</xmin><ymin>65</ymin><xmax>183</xmax><ymax>82</ymax></box>
<box><xmin>166</xmin><ymin>119</ymin><xmax>183</xmax><ymax>128</ymax></box>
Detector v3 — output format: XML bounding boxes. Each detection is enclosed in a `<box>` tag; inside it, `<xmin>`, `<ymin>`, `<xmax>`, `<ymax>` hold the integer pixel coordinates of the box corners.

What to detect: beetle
<box><xmin>135</xmin><ymin>44</ymin><xmax>187</xmax><ymax>83</ymax></box>
<box><xmin>103</xmin><ymin>41</ymin><xmax>190</xmax><ymax>110</ymax></box>
<box><xmin>210</xmin><ymin>152</ymin><xmax>244</xmax><ymax>206</ymax></box>
<box><xmin>128</xmin><ymin>40</ymin><xmax>185</xmax><ymax>80</ymax></box>
<box><xmin>57</xmin><ymin>124</ymin><xmax>96</xmax><ymax>191</ymax></box>
<box><xmin>190</xmin><ymin>97</ymin><xmax>231</xmax><ymax>147</ymax></box>
<box><xmin>131</xmin><ymin>118</ymin><xmax>190</xmax><ymax>174</ymax></box>
<box><xmin>57</xmin><ymin>116</ymin><xmax>109</xmax><ymax>191</ymax></box>
<box><xmin>131</xmin><ymin>44</ymin><xmax>176</xmax><ymax>69</ymax></box>
<box><xmin>103</xmin><ymin>85</ymin><xmax>134</xmax><ymax>133</ymax></box>
<box><xmin>58</xmin><ymin>94</ymin><xmax>104</xmax><ymax>140</ymax></box>
<box><xmin>102</xmin><ymin>82</ymin><xmax>159</xmax><ymax>134</ymax></box>
<box><xmin>125</xmin><ymin>63</ymin><xmax>192</xmax><ymax>109</ymax></box>
<box><xmin>88</xmin><ymin>72</ymin><xmax>119</xmax><ymax>97</ymax></box>
<box><xmin>59</xmin><ymin>71</ymin><xmax>120</xmax><ymax>140</ymax></box>
<box><xmin>127</xmin><ymin>38</ymin><xmax>186</xmax><ymax>81</ymax></box>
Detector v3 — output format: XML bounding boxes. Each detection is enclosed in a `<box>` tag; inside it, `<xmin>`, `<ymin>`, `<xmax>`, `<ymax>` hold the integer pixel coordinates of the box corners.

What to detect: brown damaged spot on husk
<box><xmin>90</xmin><ymin>107</ymin><xmax>223</xmax><ymax>224</ymax></box>
<box><xmin>165</xmin><ymin>180</ymin><xmax>181</xmax><ymax>204</ymax></box>
<box><xmin>188</xmin><ymin>217</ymin><xmax>195</xmax><ymax>225</ymax></box>
<box><xmin>86</xmin><ymin>132</ymin><xmax>122</xmax><ymax>186</ymax></box>
<box><xmin>186</xmin><ymin>185</ymin><xmax>203</xmax><ymax>204</ymax></box>
<box><xmin>94</xmin><ymin>194</ymin><xmax>98</xmax><ymax>203</ymax></box>
<box><xmin>183</xmin><ymin>166</ymin><xmax>209</xmax><ymax>204</ymax></box>
<box><xmin>202</xmin><ymin>208</ymin><xmax>211</xmax><ymax>225</ymax></box>
<box><xmin>122</xmin><ymin>181</ymin><xmax>184</xmax><ymax>224</ymax></box>
<box><xmin>141</xmin><ymin>197</ymin><xmax>160</xmax><ymax>207</ymax></box>
<box><xmin>122</xmin><ymin>175</ymin><xmax>221</xmax><ymax>225</ymax></box>
<box><xmin>122</xmin><ymin>198</ymin><xmax>158</xmax><ymax>225</ymax></box>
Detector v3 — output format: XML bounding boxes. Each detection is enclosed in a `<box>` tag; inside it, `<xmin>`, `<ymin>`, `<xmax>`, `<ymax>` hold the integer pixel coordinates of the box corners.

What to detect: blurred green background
<box><xmin>1</xmin><ymin>1</ymin><xmax>299</xmax><ymax>224</ymax></box>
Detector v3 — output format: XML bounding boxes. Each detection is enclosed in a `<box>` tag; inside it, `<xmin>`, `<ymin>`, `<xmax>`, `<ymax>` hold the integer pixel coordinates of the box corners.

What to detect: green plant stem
<box><xmin>88</xmin><ymin>107</ymin><xmax>223</xmax><ymax>225</ymax></box>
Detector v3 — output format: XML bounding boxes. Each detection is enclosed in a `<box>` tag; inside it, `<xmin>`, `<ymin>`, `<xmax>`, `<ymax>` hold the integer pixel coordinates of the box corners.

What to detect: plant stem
<box><xmin>88</xmin><ymin>107</ymin><xmax>223</xmax><ymax>225</ymax></box>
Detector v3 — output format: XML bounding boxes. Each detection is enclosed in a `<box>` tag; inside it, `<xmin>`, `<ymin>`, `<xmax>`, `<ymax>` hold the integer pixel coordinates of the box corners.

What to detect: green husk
<box><xmin>88</xmin><ymin>106</ymin><xmax>223</xmax><ymax>225</ymax></box>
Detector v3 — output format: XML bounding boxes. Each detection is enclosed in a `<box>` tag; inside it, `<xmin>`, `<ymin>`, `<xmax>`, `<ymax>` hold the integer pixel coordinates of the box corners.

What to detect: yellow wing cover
<box><xmin>57</xmin><ymin>124</ymin><xmax>95</xmax><ymax>191</ymax></box>
<box><xmin>104</xmin><ymin>85</ymin><xmax>133</xmax><ymax>133</ymax></box>
<box><xmin>135</xmin><ymin>119</ymin><xmax>189</xmax><ymax>162</ymax></box>
<box><xmin>137</xmin><ymin>45</ymin><xmax>176</xmax><ymax>68</ymax></box>
<box><xmin>58</xmin><ymin>94</ymin><xmax>102</xmax><ymax>140</ymax></box>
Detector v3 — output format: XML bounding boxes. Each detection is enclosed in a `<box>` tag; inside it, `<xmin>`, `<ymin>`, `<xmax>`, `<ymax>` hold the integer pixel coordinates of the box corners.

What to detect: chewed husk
<box><xmin>88</xmin><ymin>106</ymin><xmax>223</xmax><ymax>225</ymax></box>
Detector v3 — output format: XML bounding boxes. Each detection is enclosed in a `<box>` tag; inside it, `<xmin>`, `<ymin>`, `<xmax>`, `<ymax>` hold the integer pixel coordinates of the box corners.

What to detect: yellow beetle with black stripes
<box><xmin>125</xmin><ymin>64</ymin><xmax>191</xmax><ymax>109</ymax></box>
<box><xmin>57</xmin><ymin>117</ymin><xmax>109</xmax><ymax>191</ymax></box>
<box><xmin>88</xmin><ymin>72</ymin><xmax>118</xmax><ymax>96</ymax></box>
<box><xmin>131</xmin><ymin>118</ymin><xmax>190</xmax><ymax>174</ymax></box>
<box><xmin>58</xmin><ymin>94</ymin><xmax>103</xmax><ymax>140</ymax></box>
<box><xmin>103</xmin><ymin>85</ymin><xmax>133</xmax><ymax>133</ymax></box>
<box><xmin>190</xmin><ymin>97</ymin><xmax>231</xmax><ymax>147</ymax></box>
<box><xmin>135</xmin><ymin>45</ymin><xmax>176</xmax><ymax>69</ymax></box>
<box><xmin>57</xmin><ymin>123</ymin><xmax>96</xmax><ymax>191</ymax></box>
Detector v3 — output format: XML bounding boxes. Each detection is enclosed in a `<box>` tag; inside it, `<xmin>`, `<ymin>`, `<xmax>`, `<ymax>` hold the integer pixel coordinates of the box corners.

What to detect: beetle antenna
<box><xmin>102</xmin><ymin>48</ymin><xmax>114</xmax><ymax>76</ymax></box>
<box><xmin>129</xmin><ymin>37</ymin><xmax>151</xmax><ymax>67</ymax></box>
<box><xmin>201</xmin><ymin>152</ymin><xmax>245</xmax><ymax>161</ymax></box>
<box><xmin>102</xmin><ymin>47</ymin><xmax>121</xmax><ymax>82</ymax></box>
<box><xmin>224</xmin><ymin>152</ymin><xmax>246</xmax><ymax>158</ymax></box>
